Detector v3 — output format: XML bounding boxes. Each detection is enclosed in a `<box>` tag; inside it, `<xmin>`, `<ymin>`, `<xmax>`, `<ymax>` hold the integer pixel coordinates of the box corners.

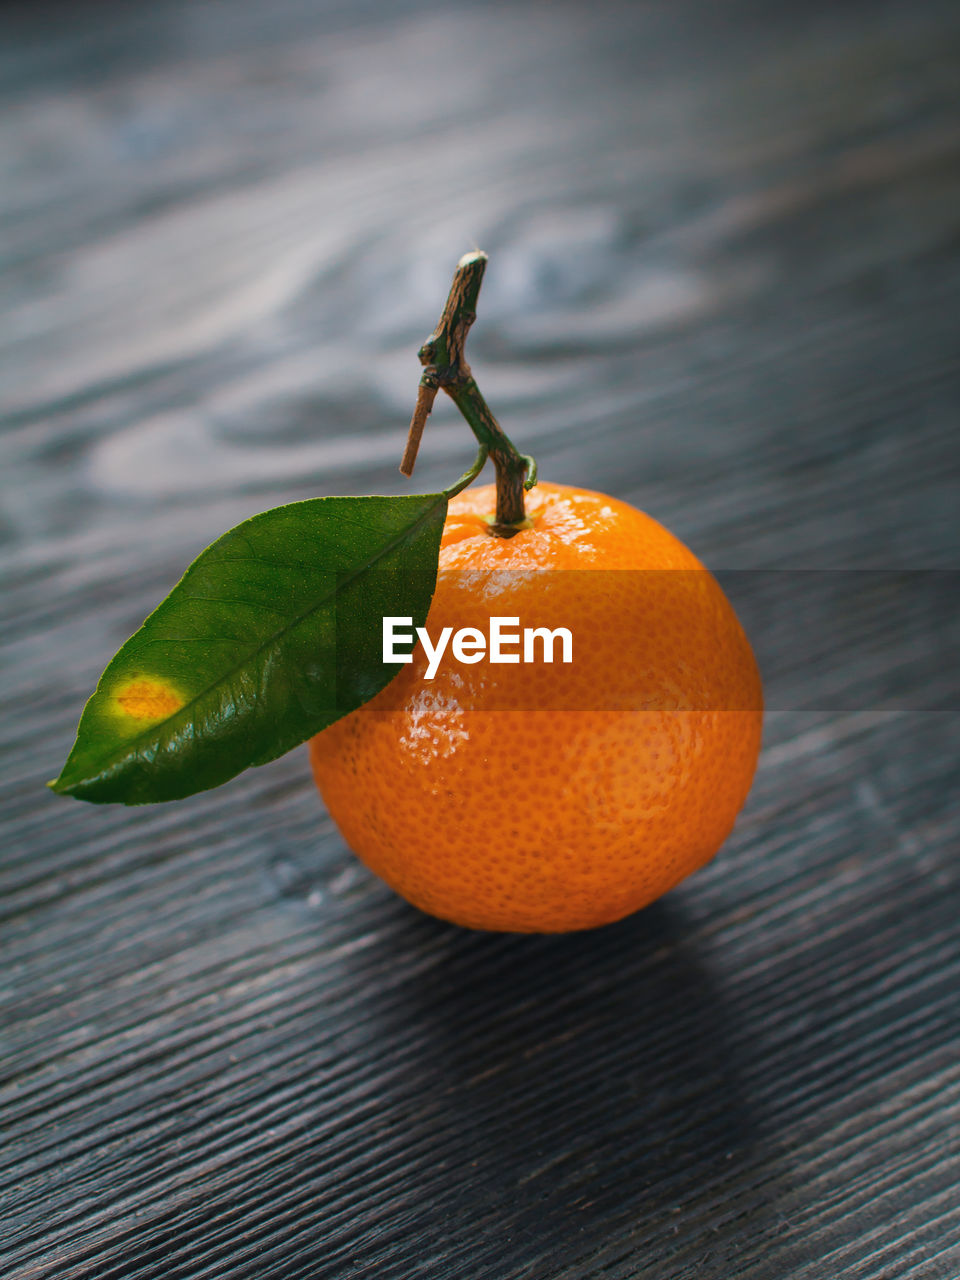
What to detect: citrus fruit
<box><xmin>310</xmin><ymin>481</ymin><xmax>762</xmax><ymax>933</ymax></box>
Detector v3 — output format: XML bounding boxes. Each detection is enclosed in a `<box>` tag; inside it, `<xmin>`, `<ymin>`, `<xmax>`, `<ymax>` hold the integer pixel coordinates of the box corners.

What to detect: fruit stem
<box><xmin>400</xmin><ymin>250</ymin><xmax>536</xmax><ymax>536</ymax></box>
<box><xmin>443</xmin><ymin>444</ymin><xmax>489</xmax><ymax>499</ymax></box>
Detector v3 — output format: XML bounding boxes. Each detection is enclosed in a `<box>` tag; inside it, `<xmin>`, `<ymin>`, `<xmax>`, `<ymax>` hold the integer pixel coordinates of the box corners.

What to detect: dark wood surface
<box><xmin>2</xmin><ymin>1</ymin><xmax>959</xmax><ymax>1276</ymax></box>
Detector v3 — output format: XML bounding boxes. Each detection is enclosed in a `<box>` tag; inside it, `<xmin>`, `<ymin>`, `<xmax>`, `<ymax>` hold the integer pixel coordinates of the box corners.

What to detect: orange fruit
<box><xmin>310</xmin><ymin>481</ymin><xmax>762</xmax><ymax>932</ymax></box>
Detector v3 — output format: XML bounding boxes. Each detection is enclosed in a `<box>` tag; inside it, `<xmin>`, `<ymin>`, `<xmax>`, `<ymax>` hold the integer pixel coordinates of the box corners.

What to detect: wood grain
<box><xmin>2</xmin><ymin>1</ymin><xmax>959</xmax><ymax>1277</ymax></box>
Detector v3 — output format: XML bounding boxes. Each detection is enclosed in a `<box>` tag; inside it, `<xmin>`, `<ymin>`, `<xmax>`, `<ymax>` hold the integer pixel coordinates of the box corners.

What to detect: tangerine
<box><xmin>310</xmin><ymin>481</ymin><xmax>762</xmax><ymax>932</ymax></box>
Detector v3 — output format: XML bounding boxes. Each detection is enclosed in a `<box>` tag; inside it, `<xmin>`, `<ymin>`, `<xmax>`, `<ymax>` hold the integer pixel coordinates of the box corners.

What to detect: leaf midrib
<box><xmin>62</xmin><ymin>493</ymin><xmax>447</xmax><ymax>788</ymax></box>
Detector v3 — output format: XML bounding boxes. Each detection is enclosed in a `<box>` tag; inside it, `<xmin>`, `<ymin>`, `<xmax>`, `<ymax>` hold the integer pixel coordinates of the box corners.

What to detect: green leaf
<box><xmin>50</xmin><ymin>492</ymin><xmax>448</xmax><ymax>804</ymax></box>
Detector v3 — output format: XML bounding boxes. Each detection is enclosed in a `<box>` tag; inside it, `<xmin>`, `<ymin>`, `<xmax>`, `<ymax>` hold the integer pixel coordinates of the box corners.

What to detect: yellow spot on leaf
<box><xmin>114</xmin><ymin>679</ymin><xmax>184</xmax><ymax>722</ymax></box>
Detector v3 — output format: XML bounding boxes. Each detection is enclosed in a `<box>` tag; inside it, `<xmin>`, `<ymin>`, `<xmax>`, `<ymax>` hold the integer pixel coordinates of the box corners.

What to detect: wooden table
<box><xmin>2</xmin><ymin>1</ymin><xmax>958</xmax><ymax>1275</ymax></box>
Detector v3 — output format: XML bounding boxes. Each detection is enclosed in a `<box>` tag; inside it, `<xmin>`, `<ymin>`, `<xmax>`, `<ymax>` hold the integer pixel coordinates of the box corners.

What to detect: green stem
<box><xmin>400</xmin><ymin>251</ymin><xmax>536</xmax><ymax>536</ymax></box>
<box><xmin>443</xmin><ymin>444</ymin><xmax>489</xmax><ymax>500</ymax></box>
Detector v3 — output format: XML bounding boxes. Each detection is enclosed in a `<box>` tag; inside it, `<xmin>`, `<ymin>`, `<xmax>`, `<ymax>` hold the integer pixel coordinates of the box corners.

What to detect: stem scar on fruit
<box><xmin>400</xmin><ymin>250</ymin><xmax>537</xmax><ymax>536</ymax></box>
